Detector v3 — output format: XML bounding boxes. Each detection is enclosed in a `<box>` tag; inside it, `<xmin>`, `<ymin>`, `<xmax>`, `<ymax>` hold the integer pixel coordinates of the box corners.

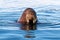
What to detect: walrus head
<box><xmin>18</xmin><ymin>8</ymin><xmax>37</xmax><ymax>24</ymax></box>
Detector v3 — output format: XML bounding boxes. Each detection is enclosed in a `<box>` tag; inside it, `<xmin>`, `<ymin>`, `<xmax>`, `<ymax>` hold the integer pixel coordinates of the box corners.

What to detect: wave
<box><xmin>0</xmin><ymin>5</ymin><xmax>60</xmax><ymax>13</ymax></box>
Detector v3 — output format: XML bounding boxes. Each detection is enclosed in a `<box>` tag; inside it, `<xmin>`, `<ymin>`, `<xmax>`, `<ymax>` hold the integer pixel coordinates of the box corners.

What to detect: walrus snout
<box><xmin>18</xmin><ymin>8</ymin><xmax>37</xmax><ymax>24</ymax></box>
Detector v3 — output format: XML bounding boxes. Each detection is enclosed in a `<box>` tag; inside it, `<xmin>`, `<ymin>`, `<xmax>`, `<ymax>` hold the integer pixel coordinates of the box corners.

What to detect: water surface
<box><xmin>0</xmin><ymin>6</ymin><xmax>60</xmax><ymax>40</ymax></box>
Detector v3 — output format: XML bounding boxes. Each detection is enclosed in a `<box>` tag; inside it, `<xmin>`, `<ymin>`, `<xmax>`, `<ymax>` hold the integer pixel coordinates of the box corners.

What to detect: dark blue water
<box><xmin>0</xmin><ymin>6</ymin><xmax>60</xmax><ymax>40</ymax></box>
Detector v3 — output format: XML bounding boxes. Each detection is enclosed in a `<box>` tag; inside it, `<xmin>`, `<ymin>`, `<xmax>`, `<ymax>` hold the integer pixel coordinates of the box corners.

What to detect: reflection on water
<box><xmin>24</xmin><ymin>30</ymin><xmax>35</xmax><ymax>38</ymax></box>
<box><xmin>20</xmin><ymin>24</ymin><xmax>37</xmax><ymax>38</ymax></box>
<box><xmin>21</xmin><ymin>24</ymin><xmax>37</xmax><ymax>30</ymax></box>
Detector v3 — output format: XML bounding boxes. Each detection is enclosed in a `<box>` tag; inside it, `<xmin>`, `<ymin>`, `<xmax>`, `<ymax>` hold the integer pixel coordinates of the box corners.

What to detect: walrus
<box><xmin>18</xmin><ymin>8</ymin><xmax>37</xmax><ymax>24</ymax></box>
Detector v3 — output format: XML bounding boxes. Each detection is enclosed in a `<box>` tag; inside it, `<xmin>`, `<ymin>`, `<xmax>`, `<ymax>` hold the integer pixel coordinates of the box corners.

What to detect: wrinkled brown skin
<box><xmin>18</xmin><ymin>8</ymin><xmax>37</xmax><ymax>24</ymax></box>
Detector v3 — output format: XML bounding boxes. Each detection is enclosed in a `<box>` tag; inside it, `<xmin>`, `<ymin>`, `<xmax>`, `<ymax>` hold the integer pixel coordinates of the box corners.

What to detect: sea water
<box><xmin>0</xmin><ymin>6</ymin><xmax>60</xmax><ymax>40</ymax></box>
